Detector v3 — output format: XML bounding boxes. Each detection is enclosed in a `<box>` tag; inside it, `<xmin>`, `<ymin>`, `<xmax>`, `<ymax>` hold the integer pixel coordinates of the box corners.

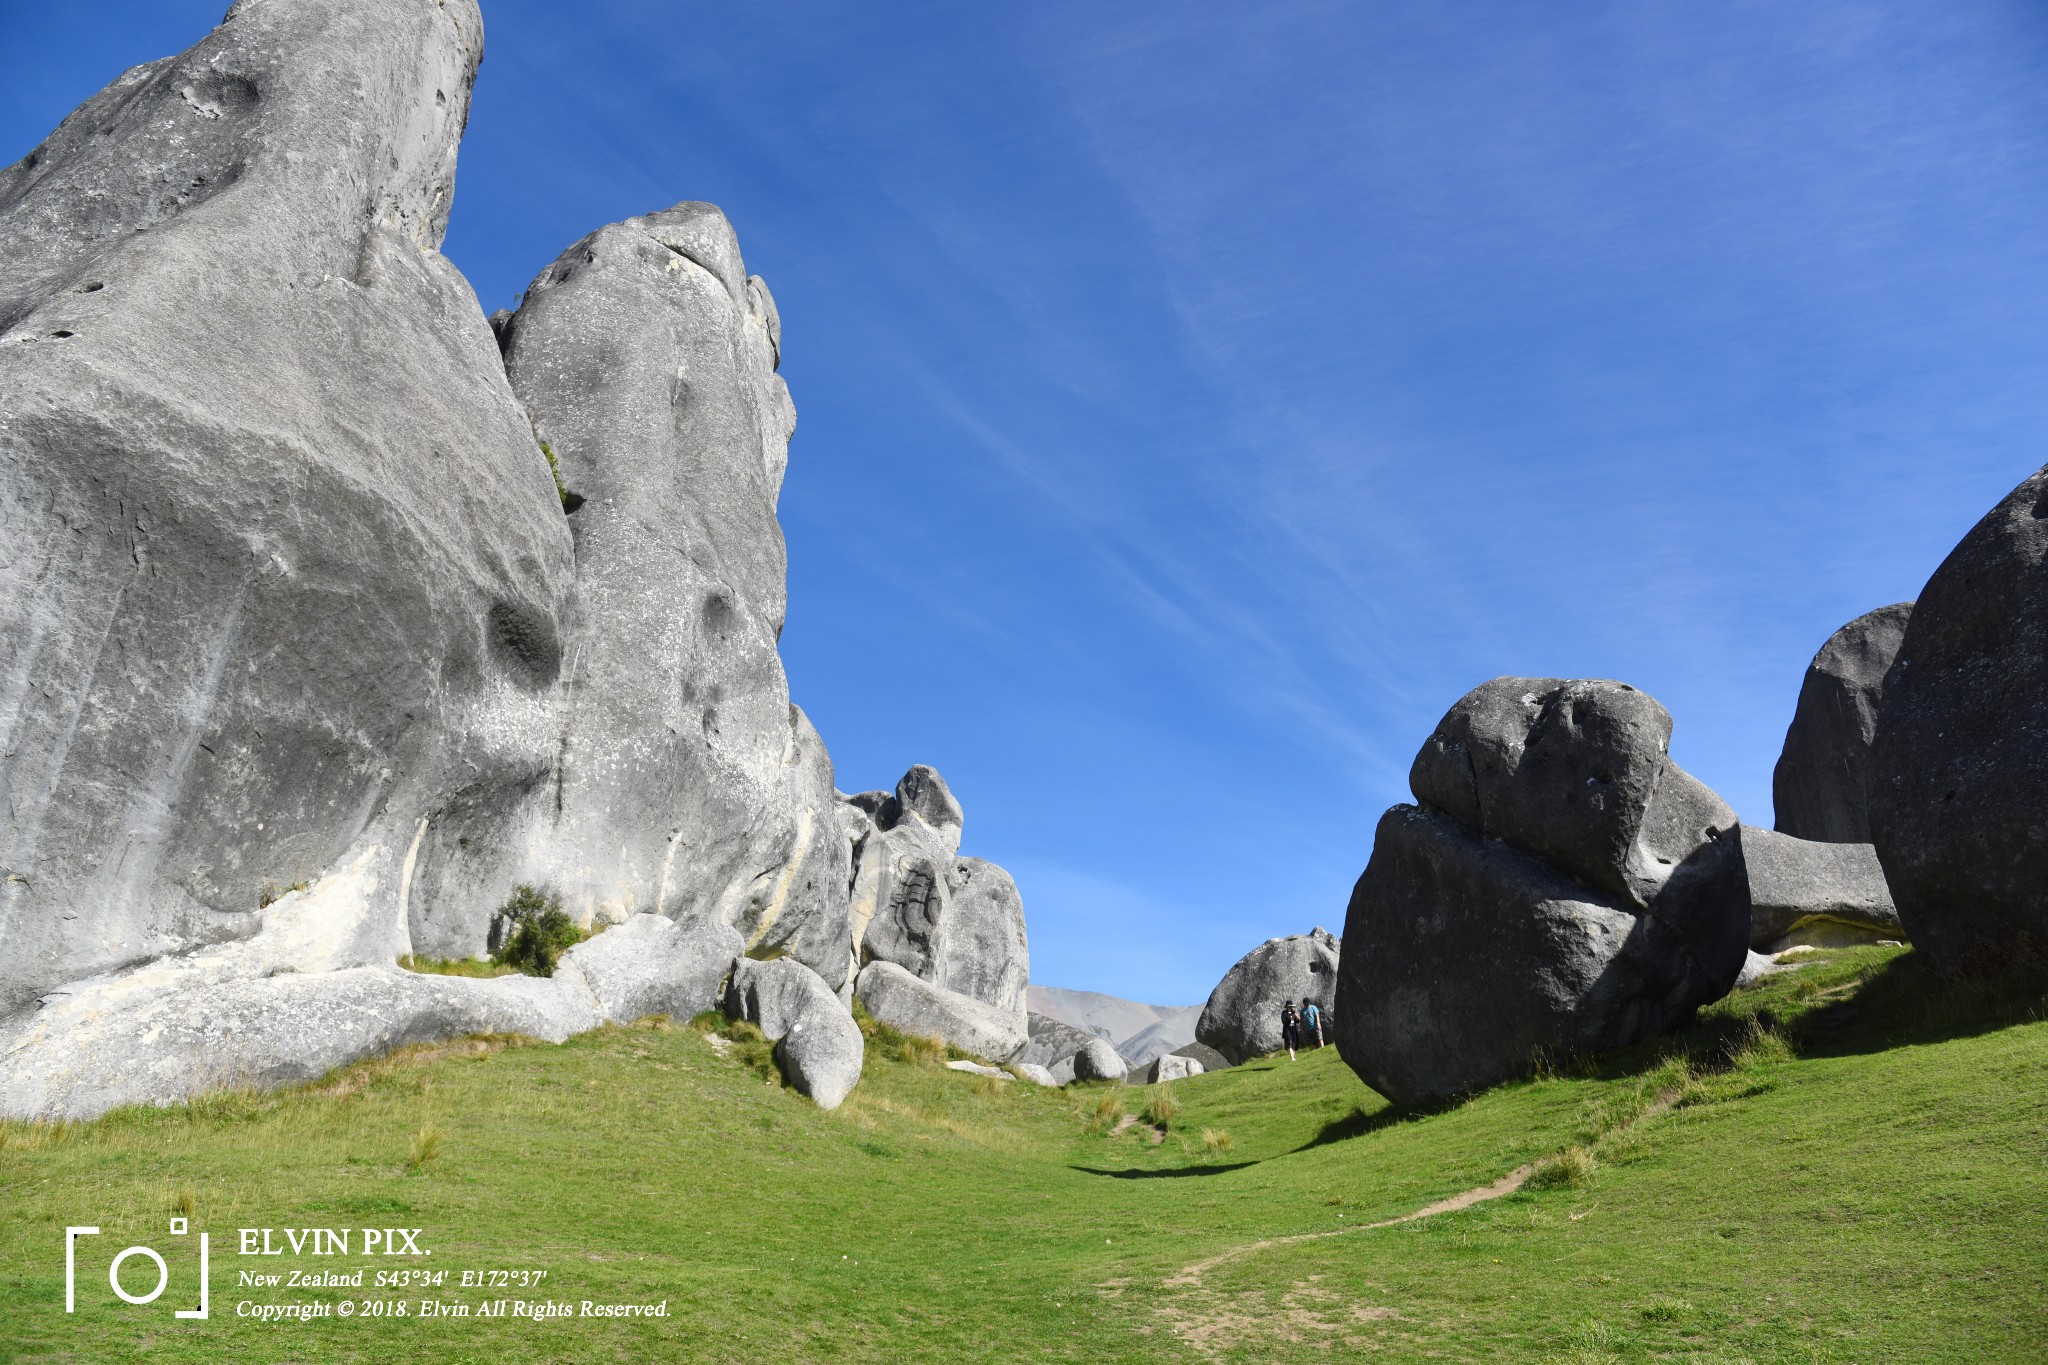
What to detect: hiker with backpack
<box><xmin>1280</xmin><ymin>1000</ymin><xmax>1301</xmax><ymax>1061</ymax></box>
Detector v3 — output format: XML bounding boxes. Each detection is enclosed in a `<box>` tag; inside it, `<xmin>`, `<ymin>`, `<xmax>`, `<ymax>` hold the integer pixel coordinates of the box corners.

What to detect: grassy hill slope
<box><xmin>2</xmin><ymin>945</ymin><xmax>2043</xmax><ymax>1363</ymax></box>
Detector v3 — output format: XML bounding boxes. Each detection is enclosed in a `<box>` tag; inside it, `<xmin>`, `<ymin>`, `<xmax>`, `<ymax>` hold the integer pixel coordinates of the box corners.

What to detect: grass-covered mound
<box><xmin>2</xmin><ymin>946</ymin><xmax>2043</xmax><ymax>1363</ymax></box>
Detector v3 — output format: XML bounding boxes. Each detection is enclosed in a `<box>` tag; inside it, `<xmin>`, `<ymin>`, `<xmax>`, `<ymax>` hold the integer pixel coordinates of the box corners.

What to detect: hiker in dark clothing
<box><xmin>1280</xmin><ymin>1000</ymin><xmax>1301</xmax><ymax>1061</ymax></box>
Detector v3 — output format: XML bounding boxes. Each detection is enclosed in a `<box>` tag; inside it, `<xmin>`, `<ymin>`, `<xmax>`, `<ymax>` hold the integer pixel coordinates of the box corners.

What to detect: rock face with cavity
<box><xmin>436</xmin><ymin>201</ymin><xmax>852</xmax><ymax>988</ymax></box>
<box><xmin>0</xmin><ymin>0</ymin><xmax>1034</xmax><ymax>1118</ymax></box>
<box><xmin>1336</xmin><ymin>679</ymin><xmax>1751</xmax><ymax>1106</ymax></box>
<box><xmin>1194</xmin><ymin>929</ymin><xmax>1340</xmax><ymax>1064</ymax></box>
<box><xmin>1870</xmin><ymin>465</ymin><xmax>2048</xmax><ymax>974</ymax></box>
<box><xmin>0</xmin><ymin>0</ymin><xmax>572</xmax><ymax>1017</ymax></box>
<box><xmin>1773</xmin><ymin>603</ymin><xmax>1913</xmax><ymax>843</ymax></box>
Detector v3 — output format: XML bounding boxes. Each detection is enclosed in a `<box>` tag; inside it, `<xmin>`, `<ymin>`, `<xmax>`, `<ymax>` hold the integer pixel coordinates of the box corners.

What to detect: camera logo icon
<box><xmin>66</xmin><ymin>1219</ymin><xmax>210</xmax><ymax>1319</ymax></box>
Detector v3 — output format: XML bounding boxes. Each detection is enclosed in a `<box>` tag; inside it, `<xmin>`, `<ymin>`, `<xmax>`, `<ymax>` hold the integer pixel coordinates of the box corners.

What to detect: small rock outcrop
<box><xmin>1016</xmin><ymin>1012</ymin><xmax>1103</xmax><ymax>1073</ymax></box>
<box><xmin>1869</xmin><ymin>464</ymin><xmax>2048</xmax><ymax>975</ymax></box>
<box><xmin>722</xmin><ymin>957</ymin><xmax>863</xmax><ymax>1109</ymax></box>
<box><xmin>1195</xmin><ymin>929</ymin><xmax>1340</xmax><ymax>1064</ymax></box>
<box><xmin>1133</xmin><ymin>1052</ymin><xmax>1205</xmax><ymax>1084</ymax></box>
<box><xmin>853</xmin><ymin>959</ymin><xmax>1028</xmax><ymax>1062</ymax></box>
<box><xmin>1061</xmin><ymin>1039</ymin><xmax>1129</xmax><ymax>1084</ymax></box>
<box><xmin>1336</xmin><ymin>678</ymin><xmax>1751</xmax><ymax>1106</ymax></box>
<box><xmin>1739</xmin><ymin>826</ymin><xmax>1901</xmax><ymax>952</ymax></box>
<box><xmin>1773</xmin><ymin>603</ymin><xmax>1913</xmax><ymax>843</ymax></box>
<box><xmin>560</xmin><ymin>914</ymin><xmax>744</xmax><ymax>1025</ymax></box>
<box><xmin>843</xmin><ymin>767</ymin><xmax>1029</xmax><ymax>1014</ymax></box>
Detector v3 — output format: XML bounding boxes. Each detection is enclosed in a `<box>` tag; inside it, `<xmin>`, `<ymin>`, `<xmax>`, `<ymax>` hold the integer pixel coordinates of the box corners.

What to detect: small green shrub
<box><xmin>538</xmin><ymin>441</ymin><xmax>577</xmax><ymax>510</ymax></box>
<box><xmin>489</xmin><ymin>885</ymin><xmax>585</xmax><ymax>977</ymax></box>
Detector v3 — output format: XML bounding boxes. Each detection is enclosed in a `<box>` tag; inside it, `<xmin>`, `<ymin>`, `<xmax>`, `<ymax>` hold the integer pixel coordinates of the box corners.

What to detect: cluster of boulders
<box><xmin>1319</xmin><ymin>455</ymin><xmax>2048</xmax><ymax>1102</ymax></box>
<box><xmin>0</xmin><ymin>0</ymin><xmax>1036</xmax><ymax>1118</ymax></box>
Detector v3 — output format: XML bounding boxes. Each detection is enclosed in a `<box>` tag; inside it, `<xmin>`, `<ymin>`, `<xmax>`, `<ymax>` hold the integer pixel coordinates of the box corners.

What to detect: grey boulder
<box><xmin>1739</xmin><ymin>826</ymin><xmax>1901</xmax><ymax>952</ymax></box>
<box><xmin>1194</xmin><ymin>929</ymin><xmax>1340</xmax><ymax>1065</ymax></box>
<box><xmin>0</xmin><ymin>0</ymin><xmax>574</xmax><ymax>1017</ymax></box>
<box><xmin>847</xmin><ymin>768</ymin><xmax>1029</xmax><ymax>1012</ymax></box>
<box><xmin>1066</xmin><ymin>1038</ymin><xmax>1129</xmax><ymax>1084</ymax></box>
<box><xmin>1336</xmin><ymin>678</ymin><xmax>1751</xmax><ymax>1105</ymax></box>
<box><xmin>721</xmin><ymin>957</ymin><xmax>862</xmax><ymax>1109</ymax></box>
<box><xmin>1134</xmin><ymin>1052</ymin><xmax>1205</xmax><ymax>1084</ymax></box>
<box><xmin>1012</xmin><ymin>1062</ymin><xmax>1059</xmax><ymax>1087</ymax></box>
<box><xmin>1169</xmin><ymin>1041</ymin><xmax>1233</xmax><ymax>1073</ymax></box>
<box><xmin>1773</xmin><ymin>604</ymin><xmax>1914</xmax><ymax>843</ymax></box>
<box><xmin>1336</xmin><ymin>805</ymin><xmax>1729</xmax><ymax>1106</ymax></box>
<box><xmin>1016</xmin><ymin>1011</ymin><xmax>1106</xmax><ymax>1072</ymax></box>
<box><xmin>853</xmin><ymin>959</ymin><xmax>1027</xmax><ymax>1062</ymax></box>
<box><xmin>560</xmin><ymin>914</ymin><xmax>743</xmax><ymax>1024</ymax></box>
<box><xmin>1869</xmin><ymin>463</ymin><xmax>2048</xmax><ymax>975</ymax></box>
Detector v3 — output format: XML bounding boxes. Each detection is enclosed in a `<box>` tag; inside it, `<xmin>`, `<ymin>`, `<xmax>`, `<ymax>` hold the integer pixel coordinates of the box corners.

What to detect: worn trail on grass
<box><xmin>1160</xmin><ymin>1162</ymin><xmax>1539</xmax><ymax>1287</ymax></box>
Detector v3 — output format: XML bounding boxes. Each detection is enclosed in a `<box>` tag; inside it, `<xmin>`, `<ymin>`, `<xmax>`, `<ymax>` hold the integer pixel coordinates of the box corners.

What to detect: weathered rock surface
<box><xmin>1134</xmin><ymin>1052</ymin><xmax>1205</xmax><ymax>1084</ymax></box>
<box><xmin>853</xmin><ymin>959</ymin><xmax>1027</xmax><ymax>1062</ymax></box>
<box><xmin>1774</xmin><ymin>604</ymin><xmax>1913</xmax><ymax>843</ymax></box>
<box><xmin>441</xmin><ymin>201</ymin><xmax>855</xmax><ymax>988</ymax></box>
<box><xmin>722</xmin><ymin>957</ymin><xmax>862</xmax><ymax>1109</ymax></box>
<box><xmin>945</xmin><ymin>1059</ymin><xmax>1010</xmax><ymax>1079</ymax></box>
<box><xmin>1170</xmin><ymin>1041</ymin><xmax>1233</xmax><ymax>1073</ymax></box>
<box><xmin>561</xmin><ymin>913</ymin><xmax>743</xmax><ymax>1024</ymax></box>
<box><xmin>1336</xmin><ymin>805</ymin><xmax>1727</xmax><ymax>1106</ymax></box>
<box><xmin>1012</xmin><ymin>1062</ymin><xmax>1059</xmax><ymax>1087</ymax></box>
<box><xmin>1195</xmin><ymin>929</ymin><xmax>1340</xmax><ymax>1065</ymax></box>
<box><xmin>1739</xmin><ymin>826</ymin><xmax>1901</xmax><ymax>951</ymax></box>
<box><xmin>1869</xmin><ymin>464</ymin><xmax>2048</xmax><ymax>975</ymax></box>
<box><xmin>1337</xmin><ymin>678</ymin><xmax>1751</xmax><ymax>1105</ymax></box>
<box><xmin>1016</xmin><ymin>1011</ymin><xmax>1103</xmax><ymax>1072</ymax></box>
<box><xmin>0</xmin><ymin>0</ymin><xmax>573</xmax><ymax>1018</ymax></box>
<box><xmin>846</xmin><ymin>767</ymin><xmax>1028</xmax><ymax>1012</ymax></box>
<box><xmin>1067</xmin><ymin>1038</ymin><xmax>1128</xmax><ymax>1084</ymax></box>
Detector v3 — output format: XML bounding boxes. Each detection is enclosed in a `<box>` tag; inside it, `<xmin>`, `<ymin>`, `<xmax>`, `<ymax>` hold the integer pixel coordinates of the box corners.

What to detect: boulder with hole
<box><xmin>1194</xmin><ymin>929</ymin><xmax>1340</xmax><ymax>1064</ymax></box>
<box><xmin>1773</xmin><ymin>603</ymin><xmax>1913</xmax><ymax>843</ymax></box>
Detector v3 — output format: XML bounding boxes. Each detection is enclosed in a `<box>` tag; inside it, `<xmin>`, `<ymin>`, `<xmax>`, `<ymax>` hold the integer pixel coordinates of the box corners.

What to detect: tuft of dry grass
<box><xmin>1201</xmin><ymin>1127</ymin><xmax>1234</xmax><ymax>1156</ymax></box>
<box><xmin>1141</xmin><ymin>1086</ymin><xmax>1179</xmax><ymax>1126</ymax></box>
<box><xmin>1527</xmin><ymin>1144</ymin><xmax>1597</xmax><ymax>1190</ymax></box>
<box><xmin>407</xmin><ymin>1121</ymin><xmax>443</xmax><ymax>1172</ymax></box>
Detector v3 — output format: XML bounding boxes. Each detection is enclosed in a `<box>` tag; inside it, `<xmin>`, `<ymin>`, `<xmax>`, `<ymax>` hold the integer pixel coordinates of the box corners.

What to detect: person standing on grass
<box><xmin>1280</xmin><ymin>1000</ymin><xmax>1301</xmax><ymax>1061</ymax></box>
<box><xmin>1302</xmin><ymin>998</ymin><xmax>1323</xmax><ymax>1049</ymax></box>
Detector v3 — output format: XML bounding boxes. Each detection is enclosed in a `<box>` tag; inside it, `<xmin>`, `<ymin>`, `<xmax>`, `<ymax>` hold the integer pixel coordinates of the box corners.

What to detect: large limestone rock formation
<box><xmin>0</xmin><ymin>0</ymin><xmax>572</xmax><ymax>1016</ymax></box>
<box><xmin>1870</xmin><ymin>465</ymin><xmax>2048</xmax><ymax>974</ymax></box>
<box><xmin>1739</xmin><ymin>826</ymin><xmax>1901</xmax><ymax>952</ymax></box>
<box><xmin>1773</xmin><ymin>603</ymin><xmax>1913</xmax><ymax>843</ymax></box>
<box><xmin>845</xmin><ymin>767</ymin><xmax>1028</xmax><ymax>1012</ymax></box>
<box><xmin>1194</xmin><ymin>928</ymin><xmax>1340</xmax><ymax>1065</ymax></box>
<box><xmin>454</xmin><ymin>202</ymin><xmax>853</xmax><ymax>988</ymax></box>
<box><xmin>1336</xmin><ymin>679</ymin><xmax>1751</xmax><ymax>1106</ymax></box>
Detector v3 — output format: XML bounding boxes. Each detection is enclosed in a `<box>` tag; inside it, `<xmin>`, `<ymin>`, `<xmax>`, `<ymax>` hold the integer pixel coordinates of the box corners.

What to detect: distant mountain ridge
<box><xmin>1026</xmin><ymin>986</ymin><xmax>1201</xmax><ymax>1065</ymax></box>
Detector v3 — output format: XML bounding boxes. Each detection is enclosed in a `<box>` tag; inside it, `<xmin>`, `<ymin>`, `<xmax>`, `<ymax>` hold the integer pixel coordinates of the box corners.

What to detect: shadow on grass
<box><xmin>1070</xmin><ymin>1161</ymin><xmax>1259</xmax><ymax>1179</ymax></box>
<box><xmin>1785</xmin><ymin>951</ymin><xmax>2048</xmax><ymax>1058</ymax></box>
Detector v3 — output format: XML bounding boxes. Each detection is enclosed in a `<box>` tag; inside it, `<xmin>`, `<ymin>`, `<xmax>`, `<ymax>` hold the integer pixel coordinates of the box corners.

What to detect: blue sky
<box><xmin>8</xmin><ymin>1</ymin><xmax>2048</xmax><ymax>1004</ymax></box>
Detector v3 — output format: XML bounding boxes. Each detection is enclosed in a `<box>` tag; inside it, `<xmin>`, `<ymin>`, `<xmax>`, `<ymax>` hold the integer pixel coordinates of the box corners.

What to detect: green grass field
<box><xmin>3</xmin><ymin>945</ymin><xmax>2044</xmax><ymax>1363</ymax></box>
